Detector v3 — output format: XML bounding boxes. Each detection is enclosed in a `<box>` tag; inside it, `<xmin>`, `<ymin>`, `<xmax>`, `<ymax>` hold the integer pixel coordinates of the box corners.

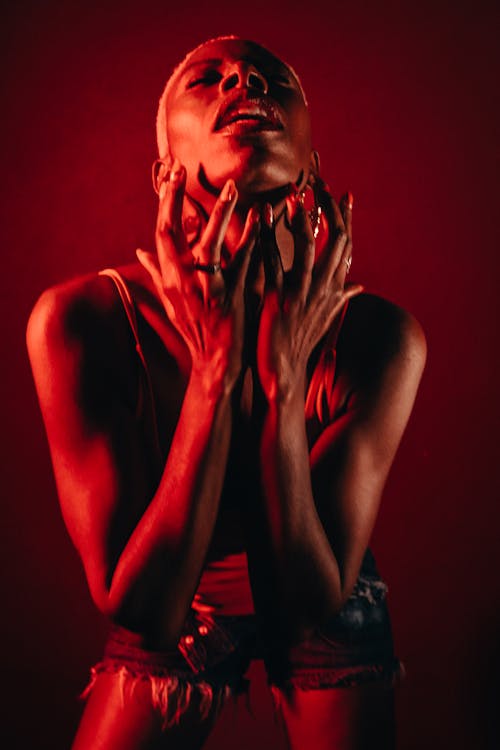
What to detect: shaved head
<box><xmin>155</xmin><ymin>35</ymin><xmax>307</xmax><ymax>160</ymax></box>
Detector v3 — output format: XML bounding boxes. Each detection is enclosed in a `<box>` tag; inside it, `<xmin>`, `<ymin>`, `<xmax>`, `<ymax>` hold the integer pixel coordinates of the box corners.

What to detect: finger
<box><xmin>322</xmin><ymin>283</ymin><xmax>364</xmax><ymax>344</ymax></box>
<box><xmin>314</xmin><ymin>228</ymin><xmax>348</xmax><ymax>291</ymax></box>
<box><xmin>340</xmin><ymin>191</ymin><xmax>353</xmax><ymax>242</ymax></box>
<box><xmin>339</xmin><ymin>192</ymin><xmax>353</xmax><ymax>281</ymax></box>
<box><xmin>156</xmin><ymin>159</ymin><xmax>189</xmax><ymax>278</ymax></box>
<box><xmin>197</xmin><ymin>179</ymin><xmax>238</xmax><ymax>266</ymax></box>
<box><xmin>312</xmin><ymin>187</ymin><xmax>349</xmax><ymax>284</ymax></box>
<box><xmin>314</xmin><ymin>178</ymin><xmax>345</xmax><ymax>239</ymax></box>
<box><xmin>261</xmin><ymin>203</ymin><xmax>283</xmax><ymax>294</ymax></box>
<box><xmin>343</xmin><ymin>282</ymin><xmax>364</xmax><ymax>301</ymax></box>
<box><xmin>288</xmin><ymin>201</ymin><xmax>315</xmax><ymax>301</ymax></box>
<box><xmin>137</xmin><ymin>249</ymin><xmax>205</xmax><ymax>357</ymax></box>
<box><xmin>136</xmin><ymin>248</ymin><xmax>162</xmax><ymax>287</ymax></box>
<box><xmin>333</xmin><ymin>234</ymin><xmax>353</xmax><ymax>286</ymax></box>
<box><xmin>194</xmin><ymin>179</ymin><xmax>238</xmax><ymax>302</ymax></box>
<box><xmin>229</xmin><ymin>205</ymin><xmax>260</xmax><ymax>293</ymax></box>
<box><xmin>157</xmin><ymin>158</ymin><xmax>186</xmax><ymax>237</ymax></box>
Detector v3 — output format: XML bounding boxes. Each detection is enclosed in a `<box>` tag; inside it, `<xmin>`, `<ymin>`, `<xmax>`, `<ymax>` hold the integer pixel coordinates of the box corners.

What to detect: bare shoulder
<box><xmin>27</xmin><ymin>271</ymin><xmax>124</xmax><ymax>349</ymax></box>
<box><xmin>27</xmin><ymin>260</ymin><xmax>162</xmax><ymax>347</ymax></box>
<box><xmin>337</xmin><ymin>292</ymin><xmax>427</xmax><ymax>389</ymax></box>
<box><xmin>26</xmin><ymin>270</ymin><xmax>140</xmax><ymax>418</ymax></box>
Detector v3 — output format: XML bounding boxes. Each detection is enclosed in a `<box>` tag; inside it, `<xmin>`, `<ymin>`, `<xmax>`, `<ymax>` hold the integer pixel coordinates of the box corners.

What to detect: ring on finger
<box><xmin>193</xmin><ymin>259</ymin><xmax>222</xmax><ymax>274</ymax></box>
<box><xmin>308</xmin><ymin>205</ymin><xmax>322</xmax><ymax>239</ymax></box>
<box><xmin>344</xmin><ymin>256</ymin><xmax>352</xmax><ymax>273</ymax></box>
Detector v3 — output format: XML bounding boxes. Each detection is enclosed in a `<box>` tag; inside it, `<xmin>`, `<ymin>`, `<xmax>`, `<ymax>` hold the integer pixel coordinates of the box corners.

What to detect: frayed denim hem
<box><xmin>269</xmin><ymin>659</ymin><xmax>404</xmax><ymax>708</ymax></box>
<box><xmin>80</xmin><ymin>661</ymin><xmax>232</xmax><ymax>730</ymax></box>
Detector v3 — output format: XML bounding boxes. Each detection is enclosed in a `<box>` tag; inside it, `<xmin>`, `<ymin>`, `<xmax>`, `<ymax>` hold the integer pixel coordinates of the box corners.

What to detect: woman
<box><xmin>27</xmin><ymin>36</ymin><xmax>426</xmax><ymax>750</ymax></box>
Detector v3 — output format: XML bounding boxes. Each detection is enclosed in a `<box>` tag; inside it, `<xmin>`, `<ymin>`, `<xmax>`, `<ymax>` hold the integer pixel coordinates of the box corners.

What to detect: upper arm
<box><xmin>310</xmin><ymin>297</ymin><xmax>426</xmax><ymax>598</ymax></box>
<box><xmin>26</xmin><ymin>280</ymin><xmax>150</xmax><ymax>613</ymax></box>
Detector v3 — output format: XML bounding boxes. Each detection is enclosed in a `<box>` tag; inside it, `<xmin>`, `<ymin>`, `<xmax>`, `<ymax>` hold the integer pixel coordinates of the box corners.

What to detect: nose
<box><xmin>220</xmin><ymin>62</ymin><xmax>268</xmax><ymax>94</ymax></box>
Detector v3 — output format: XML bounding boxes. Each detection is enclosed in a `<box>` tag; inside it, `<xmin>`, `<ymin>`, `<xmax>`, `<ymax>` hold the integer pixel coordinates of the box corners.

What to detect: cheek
<box><xmin>167</xmin><ymin>109</ymin><xmax>205</xmax><ymax>164</ymax></box>
<box><xmin>291</xmin><ymin>111</ymin><xmax>312</xmax><ymax>160</ymax></box>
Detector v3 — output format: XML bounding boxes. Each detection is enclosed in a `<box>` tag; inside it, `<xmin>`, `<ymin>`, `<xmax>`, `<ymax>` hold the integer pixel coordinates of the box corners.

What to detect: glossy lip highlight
<box><xmin>213</xmin><ymin>92</ymin><xmax>284</xmax><ymax>132</ymax></box>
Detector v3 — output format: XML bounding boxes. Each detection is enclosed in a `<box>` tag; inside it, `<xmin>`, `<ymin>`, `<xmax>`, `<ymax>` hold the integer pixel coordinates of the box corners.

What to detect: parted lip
<box><xmin>213</xmin><ymin>92</ymin><xmax>284</xmax><ymax>132</ymax></box>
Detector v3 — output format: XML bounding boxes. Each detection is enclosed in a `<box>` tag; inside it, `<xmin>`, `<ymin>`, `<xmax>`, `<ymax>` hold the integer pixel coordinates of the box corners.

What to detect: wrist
<box><xmin>262</xmin><ymin>365</ymin><xmax>307</xmax><ymax>407</ymax></box>
<box><xmin>264</xmin><ymin>374</ymin><xmax>307</xmax><ymax>410</ymax></box>
<box><xmin>189</xmin><ymin>358</ymin><xmax>239</xmax><ymax>402</ymax></box>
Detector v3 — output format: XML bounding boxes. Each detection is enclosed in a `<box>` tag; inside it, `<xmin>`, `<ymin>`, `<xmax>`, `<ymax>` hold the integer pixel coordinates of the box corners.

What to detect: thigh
<box><xmin>275</xmin><ymin>683</ymin><xmax>395</xmax><ymax>750</ymax></box>
<box><xmin>71</xmin><ymin>671</ymin><xmax>224</xmax><ymax>750</ymax></box>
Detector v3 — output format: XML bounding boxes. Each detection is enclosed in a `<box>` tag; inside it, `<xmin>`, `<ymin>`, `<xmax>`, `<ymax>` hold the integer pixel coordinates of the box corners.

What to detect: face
<box><xmin>165</xmin><ymin>39</ymin><xmax>313</xmax><ymax>202</ymax></box>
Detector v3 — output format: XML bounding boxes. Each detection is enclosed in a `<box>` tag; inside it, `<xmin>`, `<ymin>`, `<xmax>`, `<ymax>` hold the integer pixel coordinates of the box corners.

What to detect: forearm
<box><xmin>247</xmin><ymin>386</ymin><xmax>343</xmax><ymax>640</ymax></box>
<box><xmin>104</xmin><ymin>372</ymin><xmax>232</xmax><ymax>641</ymax></box>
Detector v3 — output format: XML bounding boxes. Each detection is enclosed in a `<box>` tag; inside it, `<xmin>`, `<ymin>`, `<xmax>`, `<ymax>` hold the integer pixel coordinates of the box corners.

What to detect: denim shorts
<box><xmin>82</xmin><ymin>550</ymin><xmax>401</xmax><ymax>728</ymax></box>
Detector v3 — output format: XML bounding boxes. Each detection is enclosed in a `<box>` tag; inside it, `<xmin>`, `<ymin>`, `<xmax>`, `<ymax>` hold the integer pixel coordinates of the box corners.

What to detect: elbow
<box><xmin>87</xmin><ymin>577</ymin><xmax>116</xmax><ymax>619</ymax></box>
<box><xmin>87</xmin><ymin>577</ymin><xmax>185</xmax><ymax>649</ymax></box>
<box><xmin>88</xmin><ymin>586</ymin><xmax>148</xmax><ymax>635</ymax></box>
<box><xmin>290</xmin><ymin>588</ymin><xmax>348</xmax><ymax>643</ymax></box>
<box><xmin>108</xmin><ymin>604</ymin><xmax>186</xmax><ymax>650</ymax></box>
<box><xmin>84</xmin><ymin>562</ymin><xmax>122</xmax><ymax>619</ymax></box>
<box><xmin>289</xmin><ymin>600</ymin><xmax>345</xmax><ymax>644</ymax></box>
<box><xmin>84</xmin><ymin>561</ymin><xmax>144</xmax><ymax>625</ymax></box>
<box><xmin>319</xmin><ymin>589</ymin><xmax>350</xmax><ymax>625</ymax></box>
<box><xmin>88</xmin><ymin>581</ymin><xmax>135</xmax><ymax>626</ymax></box>
<box><xmin>305</xmin><ymin>574</ymin><xmax>358</xmax><ymax>633</ymax></box>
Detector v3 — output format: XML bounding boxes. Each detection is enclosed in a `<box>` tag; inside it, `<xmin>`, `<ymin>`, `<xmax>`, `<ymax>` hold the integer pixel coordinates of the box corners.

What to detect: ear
<box><xmin>151</xmin><ymin>158</ymin><xmax>171</xmax><ymax>194</ymax></box>
<box><xmin>309</xmin><ymin>150</ymin><xmax>321</xmax><ymax>178</ymax></box>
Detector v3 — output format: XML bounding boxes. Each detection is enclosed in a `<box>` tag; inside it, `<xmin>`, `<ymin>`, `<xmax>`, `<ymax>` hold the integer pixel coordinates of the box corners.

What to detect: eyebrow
<box><xmin>179</xmin><ymin>55</ymin><xmax>291</xmax><ymax>79</ymax></box>
<box><xmin>179</xmin><ymin>58</ymin><xmax>223</xmax><ymax>77</ymax></box>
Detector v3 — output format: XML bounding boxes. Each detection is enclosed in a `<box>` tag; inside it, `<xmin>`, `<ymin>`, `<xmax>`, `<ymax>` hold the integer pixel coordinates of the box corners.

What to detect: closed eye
<box><xmin>186</xmin><ymin>70</ymin><xmax>222</xmax><ymax>89</ymax></box>
<box><xmin>272</xmin><ymin>74</ymin><xmax>292</xmax><ymax>86</ymax></box>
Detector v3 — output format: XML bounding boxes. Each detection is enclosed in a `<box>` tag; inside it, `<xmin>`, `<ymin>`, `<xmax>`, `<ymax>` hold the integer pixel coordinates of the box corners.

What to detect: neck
<box><xmin>187</xmin><ymin>180</ymin><xmax>296</xmax><ymax>264</ymax></box>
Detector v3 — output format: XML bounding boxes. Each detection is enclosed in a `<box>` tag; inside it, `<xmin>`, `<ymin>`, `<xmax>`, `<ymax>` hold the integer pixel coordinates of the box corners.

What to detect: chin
<box><xmin>187</xmin><ymin>142</ymin><xmax>308</xmax><ymax>206</ymax></box>
<box><xmin>217</xmin><ymin>153</ymin><xmax>302</xmax><ymax>200</ymax></box>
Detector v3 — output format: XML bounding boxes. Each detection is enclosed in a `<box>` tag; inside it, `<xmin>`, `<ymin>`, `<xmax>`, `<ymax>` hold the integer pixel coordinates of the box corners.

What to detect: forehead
<box><xmin>171</xmin><ymin>38</ymin><xmax>297</xmax><ymax>89</ymax></box>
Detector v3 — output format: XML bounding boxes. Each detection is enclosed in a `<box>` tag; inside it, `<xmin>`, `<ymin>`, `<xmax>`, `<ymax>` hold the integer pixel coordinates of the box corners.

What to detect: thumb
<box><xmin>136</xmin><ymin>247</ymin><xmax>180</xmax><ymax>290</ymax></box>
<box><xmin>343</xmin><ymin>283</ymin><xmax>364</xmax><ymax>301</ymax></box>
<box><xmin>261</xmin><ymin>203</ymin><xmax>283</xmax><ymax>294</ymax></box>
<box><xmin>136</xmin><ymin>249</ymin><xmax>162</xmax><ymax>287</ymax></box>
<box><xmin>136</xmin><ymin>248</ymin><xmax>178</xmax><ymax>321</ymax></box>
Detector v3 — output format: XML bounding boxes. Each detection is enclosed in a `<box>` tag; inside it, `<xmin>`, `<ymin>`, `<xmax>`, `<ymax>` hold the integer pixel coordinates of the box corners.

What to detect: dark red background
<box><xmin>2</xmin><ymin>1</ymin><xmax>499</xmax><ymax>747</ymax></box>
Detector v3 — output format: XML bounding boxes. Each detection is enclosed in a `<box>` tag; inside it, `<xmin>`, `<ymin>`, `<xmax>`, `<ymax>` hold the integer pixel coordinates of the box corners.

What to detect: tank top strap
<box><xmin>98</xmin><ymin>268</ymin><xmax>162</xmax><ymax>458</ymax></box>
<box><xmin>305</xmin><ymin>300</ymin><xmax>349</xmax><ymax>425</ymax></box>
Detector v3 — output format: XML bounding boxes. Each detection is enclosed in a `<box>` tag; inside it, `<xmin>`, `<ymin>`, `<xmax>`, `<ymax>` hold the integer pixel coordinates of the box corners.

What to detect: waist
<box><xmin>103</xmin><ymin>547</ymin><xmax>388</xmax><ymax>654</ymax></box>
<box><xmin>194</xmin><ymin>551</ymin><xmax>255</xmax><ymax>616</ymax></box>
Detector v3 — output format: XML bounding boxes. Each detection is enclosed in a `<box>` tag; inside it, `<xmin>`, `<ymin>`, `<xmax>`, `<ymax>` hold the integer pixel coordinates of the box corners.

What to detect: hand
<box><xmin>256</xmin><ymin>182</ymin><xmax>363</xmax><ymax>402</ymax></box>
<box><xmin>137</xmin><ymin>159</ymin><xmax>260</xmax><ymax>393</ymax></box>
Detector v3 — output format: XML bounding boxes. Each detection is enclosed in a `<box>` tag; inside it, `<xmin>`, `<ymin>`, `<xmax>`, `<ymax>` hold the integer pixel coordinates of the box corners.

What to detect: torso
<box><xmin>68</xmin><ymin>260</ymin><xmax>408</xmax><ymax>563</ymax></box>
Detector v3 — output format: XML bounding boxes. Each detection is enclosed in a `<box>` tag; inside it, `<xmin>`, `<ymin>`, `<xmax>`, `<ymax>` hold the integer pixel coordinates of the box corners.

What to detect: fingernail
<box><xmin>285</xmin><ymin>194</ymin><xmax>298</xmax><ymax>222</ymax></box>
<box><xmin>350</xmin><ymin>285</ymin><xmax>364</xmax><ymax>297</ymax></box>
<box><xmin>220</xmin><ymin>179</ymin><xmax>236</xmax><ymax>203</ymax></box>
<box><xmin>248</xmin><ymin>205</ymin><xmax>260</xmax><ymax>225</ymax></box>
<box><xmin>347</xmin><ymin>191</ymin><xmax>354</xmax><ymax>210</ymax></box>
<box><xmin>263</xmin><ymin>203</ymin><xmax>274</xmax><ymax>228</ymax></box>
<box><xmin>170</xmin><ymin>157</ymin><xmax>183</xmax><ymax>182</ymax></box>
